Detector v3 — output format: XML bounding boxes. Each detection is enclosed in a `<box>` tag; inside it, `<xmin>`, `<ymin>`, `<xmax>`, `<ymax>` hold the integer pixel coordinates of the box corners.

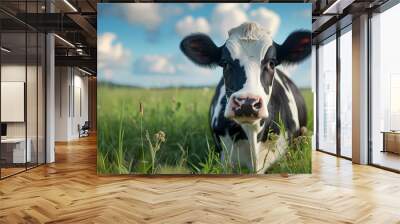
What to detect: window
<box><xmin>317</xmin><ymin>36</ymin><xmax>337</xmax><ymax>154</ymax></box>
<box><xmin>370</xmin><ymin>3</ymin><xmax>400</xmax><ymax>171</ymax></box>
<box><xmin>339</xmin><ymin>28</ymin><xmax>352</xmax><ymax>158</ymax></box>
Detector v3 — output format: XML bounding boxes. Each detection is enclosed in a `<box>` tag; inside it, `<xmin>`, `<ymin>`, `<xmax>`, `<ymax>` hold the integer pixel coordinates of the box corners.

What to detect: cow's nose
<box><xmin>232</xmin><ymin>96</ymin><xmax>263</xmax><ymax>117</ymax></box>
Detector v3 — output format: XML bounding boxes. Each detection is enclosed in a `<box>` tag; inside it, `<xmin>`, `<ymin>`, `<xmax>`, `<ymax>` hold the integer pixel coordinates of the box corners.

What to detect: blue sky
<box><xmin>98</xmin><ymin>3</ymin><xmax>312</xmax><ymax>88</ymax></box>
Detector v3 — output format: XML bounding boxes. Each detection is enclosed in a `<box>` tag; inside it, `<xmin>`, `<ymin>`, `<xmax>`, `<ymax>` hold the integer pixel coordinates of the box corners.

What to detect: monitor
<box><xmin>1</xmin><ymin>123</ymin><xmax>7</xmax><ymax>137</ymax></box>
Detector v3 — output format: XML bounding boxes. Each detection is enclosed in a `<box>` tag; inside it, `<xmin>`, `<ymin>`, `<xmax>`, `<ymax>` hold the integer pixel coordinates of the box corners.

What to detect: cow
<box><xmin>180</xmin><ymin>22</ymin><xmax>311</xmax><ymax>174</ymax></box>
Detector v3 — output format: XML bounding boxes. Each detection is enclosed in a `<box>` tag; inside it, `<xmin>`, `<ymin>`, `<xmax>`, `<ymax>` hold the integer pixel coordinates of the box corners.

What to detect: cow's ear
<box><xmin>276</xmin><ymin>30</ymin><xmax>311</xmax><ymax>65</ymax></box>
<box><xmin>180</xmin><ymin>34</ymin><xmax>221</xmax><ymax>67</ymax></box>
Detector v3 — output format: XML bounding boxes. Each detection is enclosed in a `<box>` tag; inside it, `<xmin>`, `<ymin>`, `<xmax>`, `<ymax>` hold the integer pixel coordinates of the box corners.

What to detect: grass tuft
<box><xmin>97</xmin><ymin>86</ymin><xmax>313</xmax><ymax>174</ymax></box>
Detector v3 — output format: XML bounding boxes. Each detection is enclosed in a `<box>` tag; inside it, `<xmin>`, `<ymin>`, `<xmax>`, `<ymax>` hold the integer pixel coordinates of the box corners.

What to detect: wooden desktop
<box><xmin>382</xmin><ymin>131</ymin><xmax>400</xmax><ymax>154</ymax></box>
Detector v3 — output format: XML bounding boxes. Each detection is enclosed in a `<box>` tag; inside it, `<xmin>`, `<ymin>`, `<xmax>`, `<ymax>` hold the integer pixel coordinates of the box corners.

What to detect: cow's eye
<box><xmin>219</xmin><ymin>59</ymin><xmax>228</xmax><ymax>67</ymax></box>
<box><xmin>268</xmin><ymin>60</ymin><xmax>276</xmax><ymax>69</ymax></box>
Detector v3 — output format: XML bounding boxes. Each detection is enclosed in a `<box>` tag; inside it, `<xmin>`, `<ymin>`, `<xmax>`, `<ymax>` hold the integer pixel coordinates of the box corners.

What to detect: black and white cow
<box><xmin>180</xmin><ymin>22</ymin><xmax>311</xmax><ymax>173</ymax></box>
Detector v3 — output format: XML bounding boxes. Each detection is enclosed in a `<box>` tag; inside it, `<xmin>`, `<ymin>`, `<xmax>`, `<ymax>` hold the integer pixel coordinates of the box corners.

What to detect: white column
<box><xmin>352</xmin><ymin>14</ymin><xmax>369</xmax><ymax>164</ymax></box>
<box><xmin>311</xmin><ymin>45</ymin><xmax>317</xmax><ymax>150</ymax></box>
<box><xmin>46</xmin><ymin>32</ymin><xmax>55</xmax><ymax>163</ymax></box>
<box><xmin>45</xmin><ymin>0</ymin><xmax>56</xmax><ymax>163</ymax></box>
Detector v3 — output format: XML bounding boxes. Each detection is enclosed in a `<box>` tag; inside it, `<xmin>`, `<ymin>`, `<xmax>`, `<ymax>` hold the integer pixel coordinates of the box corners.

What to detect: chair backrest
<box><xmin>82</xmin><ymin>121</ymin><xmax>90</xmax><ymax>129</ymax></box>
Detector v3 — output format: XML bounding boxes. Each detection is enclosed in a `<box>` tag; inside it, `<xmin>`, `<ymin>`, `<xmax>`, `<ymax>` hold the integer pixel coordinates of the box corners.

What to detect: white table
<box><xmin>1</xmin><ymin>138</ymin><xmax>31</xmax><ymax>163</ymax></box>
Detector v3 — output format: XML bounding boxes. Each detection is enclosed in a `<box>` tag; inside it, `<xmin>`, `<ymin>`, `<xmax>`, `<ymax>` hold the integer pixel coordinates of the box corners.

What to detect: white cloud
<box><xmin>98</xmin><ymin>32</ymin><xmax>131</xmax><ymax>80</ymax></box>
<box><xmin>175</xmin><ymin>16</ymin><xmax>210</xmax><ymax>37</ymax></box>
<box><xmin>210</xmin><ymin>4</ymin><xmax>280</xmax><ymax>41</ymax></box>
<box><xmin>211</xmin><ymin>4</ymin><xmax>249</xmax><ymax>40</ymax></box>
<box><xmin>103</xmin><ymin>69</ymin><xmax>113</xmax><ymax>81</ymax></box>
<box><xmin>98</xmin><ymin>33</ymin><xmax>131</xmax><ymax>64</ymax></box>
<box><xmin>135</xmin><ymin>55</ymin><xmax>176</xmax><ymax>75</ymax></box>
<box><xmin>114</xmin><ymin>4</ymin><xmax>182</xmax><ymax>32</ymax></box>
<box><xmin>113</xmin><ymin>56</ymin><xmax>221</xmax><ymax>88</ymax></box>
<box><xmin>249</xmin><ymin>8</ymin><xmax>280</xmax><ymax>37</ymax></box>
<box><xmin>118</xmin><ymin>4</ymin><xmax>162</xmax><ymax>31</ymax></box>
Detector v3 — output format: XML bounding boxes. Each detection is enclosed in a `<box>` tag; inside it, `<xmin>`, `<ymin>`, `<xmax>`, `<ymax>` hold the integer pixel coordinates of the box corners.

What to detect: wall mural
<box><xmin>97</xmin><ymin>3</ymin><xmax>313</xmax><ymax>174</ymax></box>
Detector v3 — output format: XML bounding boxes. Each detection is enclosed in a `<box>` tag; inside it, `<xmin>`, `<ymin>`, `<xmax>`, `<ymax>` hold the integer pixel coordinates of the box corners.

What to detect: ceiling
<box><xmin>0</xmin><ymin>0</ymin><xmax>98</xmax><ymax>74</ymax></box>
<box><xmin>311</xmin><ymin>0</ymin><xmax>390</xmax><ymax>43</ymax></box>
<box><xmin>0</xmin><ymin>0</ymin><xmax>395</xmax><ymax>74</ymax></box>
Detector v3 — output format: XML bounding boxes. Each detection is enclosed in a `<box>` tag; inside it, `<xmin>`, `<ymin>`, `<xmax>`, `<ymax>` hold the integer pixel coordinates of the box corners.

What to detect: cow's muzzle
<box><xmin>226</xmin><ymin>95</ymin><xmax>267</xmax><ymax>123</ymax></box>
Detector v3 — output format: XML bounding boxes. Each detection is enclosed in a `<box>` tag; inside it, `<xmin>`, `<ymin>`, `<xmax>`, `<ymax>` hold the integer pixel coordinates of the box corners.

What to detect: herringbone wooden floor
<box><xmin>1</xmin><ymin>135</ymin><xmax>400</xmax><ymax>224</ymax></box>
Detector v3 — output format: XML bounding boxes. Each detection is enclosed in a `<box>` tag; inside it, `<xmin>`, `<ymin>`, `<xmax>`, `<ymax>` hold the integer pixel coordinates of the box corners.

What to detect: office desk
<box><xmin>382</xmin><ymin>131</ymin><xmax>400</xmax><ymax>154</ymax></box>
<box><xmin>1</xmin><ymin>138</ymin><xmax>31</xmax><ymax>163</ymax></box>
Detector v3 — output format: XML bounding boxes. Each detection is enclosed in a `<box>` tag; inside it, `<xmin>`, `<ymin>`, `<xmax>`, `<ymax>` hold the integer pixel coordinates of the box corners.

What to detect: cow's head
<box><xmin>180</xmin><ymin>22</ymin><xmax>311</xmax><ymax>125</ymax></box>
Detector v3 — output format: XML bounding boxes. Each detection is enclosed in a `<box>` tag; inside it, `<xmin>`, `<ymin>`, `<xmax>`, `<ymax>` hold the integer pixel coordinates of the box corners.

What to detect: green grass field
<box><xmin>97</xmin><ymin>84</ymin><xmax>313</xmax><ymax>174</ymax></box>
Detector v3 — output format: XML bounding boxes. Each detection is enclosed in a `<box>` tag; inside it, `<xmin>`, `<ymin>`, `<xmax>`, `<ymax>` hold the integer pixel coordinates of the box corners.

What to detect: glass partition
<box><xmin>27</xmin><ymin>30</ymin><xmax>38</xmax><ymax>169</ymax></box>
<box><xmin>0</xmin><ymin>1</ymin><xmax>46</xmax><ymax>179</ymax></box>
<box><xmin>317</xmin><ymin>35</ymin><xmax>337</xmax><ymax>154</ymax></box>
<box><xmin>1</xmin><ymin>30</ymin><xmax>28</xmax><ymax>177</ymax></box>
<box><xmin>38</xmin><ymin>32</ymin><xmax>45</xmax><ymax>165</ymax></box>
<box><xmin>370</xmin><ymin>4</ymin><xmax>400</xmax><ymax>171</ymax></box>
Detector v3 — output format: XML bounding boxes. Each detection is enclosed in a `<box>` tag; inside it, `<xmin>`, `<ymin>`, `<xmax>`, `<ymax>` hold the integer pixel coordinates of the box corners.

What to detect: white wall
<box><xmin>1</xmin><ymin>65</ymin><xmax>40</xmax><ymax>138</ymax></box>
<box><xmin>1</xmin><ymin>65</ymin><xmax>26</xmax><ymax>140</ymax></box>
<box><xmin>72</xmin><ymin>73</ymin><xmax>89</xmax><ymax>138</ymax></box>
<box><xmin>1</xmin><ymin>65</ymin><xmax>26</xmax><ymax>81</ymax></box>
<box><xmin>1</xmin><ymin>63</ymin><xmax>46</xmax><ymax>164</ymax></box>
<box><xmin>55</xmin><ymin>67</ymin><xmax>89</xmax><ymax>141</ymax></box>
<box><xmin>1</xmin><ymin>82</ymin><xmax>25</xmax><ymax>122</ymax></box>
<box><xmin>55</xmin><ymin>66</ymin><xmax>70</xmax><ymax>141</ymax></box>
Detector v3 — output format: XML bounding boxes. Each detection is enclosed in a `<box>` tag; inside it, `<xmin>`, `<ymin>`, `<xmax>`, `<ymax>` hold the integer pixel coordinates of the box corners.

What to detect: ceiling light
<box><xmin>63</xmin><ymin>0</ymin><xmax>78</xmax><ymax>12</ymax></box>
<box><xmin>322</xmin><ymin>0</ymin><xmax>355</xmax><ymax>15</ymax></box>
<box><xmin>1</xmin><ymin>47</ymin><xmax>11</xmax><ymax>53</ymax></box>
<box><xmin>322</xmin><ymin>0</ymin><xmax>342</xmax><ymax>15</ymax></box>
<box><xmin>78</xmin><ymin>67</ymin><xmax>92</xmax><ymax>76</ymax></box>
<box><xmin>54</xmin><ymin>34</ymin><xmax>75</xmax><ymax>48</ymax></box>
<box><xmin>76</xmin><ymin>48</ymin><xmax>85</xmax><ymax>55</ymax></box>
